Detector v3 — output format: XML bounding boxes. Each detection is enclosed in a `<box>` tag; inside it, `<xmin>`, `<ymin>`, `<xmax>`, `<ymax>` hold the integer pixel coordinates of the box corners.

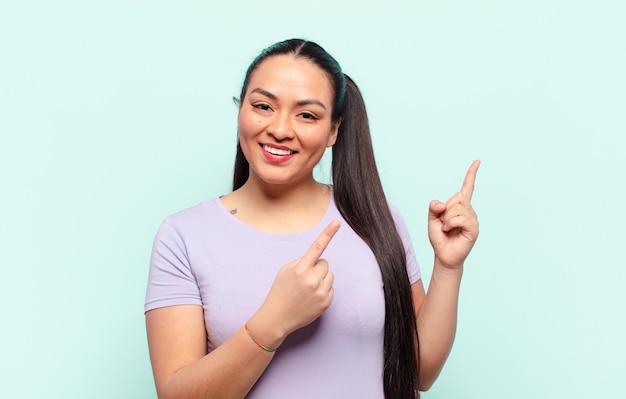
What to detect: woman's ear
<box><xmin>326</xmin><ymin>119</ymin><xmax>341</xmax><ymax>147</ymax></box>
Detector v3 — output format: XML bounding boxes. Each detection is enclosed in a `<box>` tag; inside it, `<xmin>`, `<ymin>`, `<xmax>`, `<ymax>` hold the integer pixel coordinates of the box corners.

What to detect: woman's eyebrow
<box><xmin>251</xmin><ymin>88</ymin><xmax>277</xmax><ymax>101</ymax></box>
<box><xmin>295</xmin><ymin>99</ymin><xmax>326</xmax><ymax>110</ymax></box>
<box><xmin>250</xmin><ymin>88</ymin><xmax>327</xmax><ymax>110</ymax></box>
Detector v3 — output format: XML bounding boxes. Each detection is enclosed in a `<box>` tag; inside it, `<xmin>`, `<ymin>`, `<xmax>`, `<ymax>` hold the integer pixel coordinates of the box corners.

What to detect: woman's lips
<box><xmin>260</xmin><ymin>144</ymin><xmax>297</xmax><ymax>163</ymax></box>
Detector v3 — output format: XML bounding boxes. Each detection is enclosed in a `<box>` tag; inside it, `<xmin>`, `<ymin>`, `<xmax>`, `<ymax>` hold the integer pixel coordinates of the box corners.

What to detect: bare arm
<box><xmin>145</xmin><ymin>221</ymin><xmax>341</xmax><ymax>399</ymax></box>
<box><xmin>411</xmin><ymin>265</ymin><xmax>463</xmax><ymax>391</ymax></box>
<box><xmin>146</xmin><ymin>306</ymin><xmax>277</xmax><ymax>399</ymax></box>
<box><xmin>412</xmin><ymin>160</ymin><xmax>480</xmax><ymax>391</ymax></box>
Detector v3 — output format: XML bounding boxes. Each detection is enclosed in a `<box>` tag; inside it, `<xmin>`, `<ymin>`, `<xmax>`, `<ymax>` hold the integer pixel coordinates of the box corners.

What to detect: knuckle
<box><xmin>304</xmin><ymin>276</ymin><xmax>320</xmax><ymax>290</ymax></box>
<box><xmin>312</xmin><ymin>242</ymin><xmax>324</xmax><ymax>253</ymax></box>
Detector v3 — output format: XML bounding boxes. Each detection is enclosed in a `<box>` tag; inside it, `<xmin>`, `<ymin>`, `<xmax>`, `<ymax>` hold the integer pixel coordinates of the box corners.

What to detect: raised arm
<box><xmin>146</xmin><ymin>220</ymin><xmax>341</xmax><ymax>399</ymax></box>
<box><xmin>412</xmin><ymin>160</ymin><xmax>480</xmax><ymax>390</ymax></box>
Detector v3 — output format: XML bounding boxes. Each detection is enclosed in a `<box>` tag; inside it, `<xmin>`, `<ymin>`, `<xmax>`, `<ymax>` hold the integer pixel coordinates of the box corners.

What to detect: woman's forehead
<box><xmin>247</xmin><ymin>55</ymin><xmax>334</xmax><ymax>102</ymax></box>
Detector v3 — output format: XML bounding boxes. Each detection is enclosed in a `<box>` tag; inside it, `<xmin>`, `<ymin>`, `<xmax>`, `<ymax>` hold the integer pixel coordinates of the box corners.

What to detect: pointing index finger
<box><xmin>461</xmin><ymin>160</ymin><xmax>481</xmax><ymax>201</ymax></box>
<box><xmin>303</xmin><ymin>220</ymin><xmax>341</xmax><ymax>264</ymax></box>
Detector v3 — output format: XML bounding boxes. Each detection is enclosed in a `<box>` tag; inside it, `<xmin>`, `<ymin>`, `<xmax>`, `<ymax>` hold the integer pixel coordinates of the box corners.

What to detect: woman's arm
<box><xmin>146</xmin><ymin>221</ymin><xmax>341</xmax><ymax>399</ymax></box>
<box><xmin>411</xmin><ymin>265</ymin><xmax>463</xmax><ymax>391</ymax></box>
<box><xmin>146</xmin><ymin>306</ymin><xmax>278</xmax><ymax>399</ymax></box>
<box><xmin>412</xmin><ymin>160</ymin><xmax>480</xmax><ymax>391</ymax></box>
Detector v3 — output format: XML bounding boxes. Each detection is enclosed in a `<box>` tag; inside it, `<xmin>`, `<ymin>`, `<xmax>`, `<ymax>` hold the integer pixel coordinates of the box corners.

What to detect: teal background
<box><xmin>1</xmin><ymin>1</ymin><xmax>624</xmax><ymax>397</ymax></box>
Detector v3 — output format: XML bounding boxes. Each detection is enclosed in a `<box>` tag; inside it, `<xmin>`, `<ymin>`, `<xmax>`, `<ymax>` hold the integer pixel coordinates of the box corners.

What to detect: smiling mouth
<box><xmin>262</xmin><ymin>144</ymin><xmax>296</xmax><ymax>156</ymax></box>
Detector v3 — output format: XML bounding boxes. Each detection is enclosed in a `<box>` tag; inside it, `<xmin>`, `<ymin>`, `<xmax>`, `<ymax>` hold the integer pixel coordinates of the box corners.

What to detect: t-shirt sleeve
<box><xmin>144</xmin><ymin>218</ymin><xmax>202</xmax><ymax>313</ymax></box>
<box><xmin>389</xmin><ymin>203</ymin><xmax>422</xmax><ymax>284</ymax></box>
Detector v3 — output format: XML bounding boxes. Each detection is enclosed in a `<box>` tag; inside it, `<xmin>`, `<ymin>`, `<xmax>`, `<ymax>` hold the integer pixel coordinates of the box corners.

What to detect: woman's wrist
<box><xmin>432</xmin><ymin>258</ymin><xmax>464</xmax><ymax>281</ymax></box>
<box><xmin>246</xmin><ymin>313</ymin><xmax>287</xmax><ymax>351</ymax></box>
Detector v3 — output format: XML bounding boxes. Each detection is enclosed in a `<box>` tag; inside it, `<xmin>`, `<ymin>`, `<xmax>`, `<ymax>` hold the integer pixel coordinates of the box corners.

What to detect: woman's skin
<box><xmin>412</xmin><ymin>159</ymin><xmax>480</xmax><ymax>390</ymax></box>
<box><xmin>146</xmin><ymin>54</ymin><xmax>480</xmax><ymax>398</ymax></box>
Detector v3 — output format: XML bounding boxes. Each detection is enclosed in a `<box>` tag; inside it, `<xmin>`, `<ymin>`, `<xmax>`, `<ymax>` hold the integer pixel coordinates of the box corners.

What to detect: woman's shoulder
<box><xmin>159</xmin><ymin>197</ymin><xmax>229</xmax><ymax>234</ymax></box>
<box><xmin>385</xmin><ymin>199</ymin><xmax>411</xmax><ymax>234</ymax></box>
<box><xmin>166</xmin><ymin>197</ymin><xmax>220</xmax><ymax>218</ymax></box>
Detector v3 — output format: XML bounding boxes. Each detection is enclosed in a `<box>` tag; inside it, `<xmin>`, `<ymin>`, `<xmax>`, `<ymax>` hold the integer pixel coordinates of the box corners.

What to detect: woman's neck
<box><xmin>222</xmin><ymin>177</ymin><xmax>332</xmax><ymax>234</ymax></box>
<box><xmin>246</xmin><ymin>174</ymin><xmax>325</xmax><ymax>202</ymax></box>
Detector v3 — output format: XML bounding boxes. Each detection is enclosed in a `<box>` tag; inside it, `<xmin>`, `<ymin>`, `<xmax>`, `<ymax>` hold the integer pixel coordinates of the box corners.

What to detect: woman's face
<box><xmin>237</xmin><ymin>55</ymin><xmax>339</xmax><ymax>188</ymax></box>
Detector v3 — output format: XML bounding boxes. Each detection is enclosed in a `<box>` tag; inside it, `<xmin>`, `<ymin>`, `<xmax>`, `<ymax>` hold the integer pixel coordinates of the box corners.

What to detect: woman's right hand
<box><xmin>247</xmin><ymin>220</ymin><xmax>341</xmax><ymax>349</ymax></box>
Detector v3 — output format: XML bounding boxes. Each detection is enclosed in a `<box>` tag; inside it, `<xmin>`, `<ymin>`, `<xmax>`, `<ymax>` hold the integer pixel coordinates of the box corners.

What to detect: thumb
<box><xmin>428</xmin><ymin>200</ymin><xmax>446</xmax><ymax>221</ymax></box>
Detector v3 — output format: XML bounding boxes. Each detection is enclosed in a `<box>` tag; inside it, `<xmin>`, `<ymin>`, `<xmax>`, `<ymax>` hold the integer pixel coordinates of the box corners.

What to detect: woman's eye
<box><xmin>253</xmin><ymin>103</ymin><xmax>271</xmax><ymax>111</ymax></box>
<box><xmin>300</xmin><ymin>112</ymin><xmax>318</xmax><ymax>120</ymax></box>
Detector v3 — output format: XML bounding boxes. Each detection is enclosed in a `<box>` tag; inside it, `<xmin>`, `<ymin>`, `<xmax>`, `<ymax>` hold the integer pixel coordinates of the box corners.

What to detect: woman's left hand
<box><xmin>428</xmin><ymin>160</ymin><xmax>480</xmax><ymax>269</ymax></box>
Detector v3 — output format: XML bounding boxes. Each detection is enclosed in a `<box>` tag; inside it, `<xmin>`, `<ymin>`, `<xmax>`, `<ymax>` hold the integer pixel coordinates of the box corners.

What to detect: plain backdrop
<box><xmin>1</xmin><ymin>1</ymin><xmax>624</xmax><ymax>398</ymax></box>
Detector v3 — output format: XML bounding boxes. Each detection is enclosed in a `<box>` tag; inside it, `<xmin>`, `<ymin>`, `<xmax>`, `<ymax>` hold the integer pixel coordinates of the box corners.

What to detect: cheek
<box><xmin>237</xmin><ymin>111</ymin><xmax>261</xmax><ymax>139</ymax></box>
<box><xmin>303</xmin><ymin>126</ymin><xmax>335</xmax><ymax>149</ymax></box>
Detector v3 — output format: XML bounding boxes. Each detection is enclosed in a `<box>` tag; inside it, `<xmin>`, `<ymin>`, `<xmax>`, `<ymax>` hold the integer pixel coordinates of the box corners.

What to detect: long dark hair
<box><xmin>233</xmin><ymin>39</ymin><xmax>420</xmax><ymax>398</ymax></box>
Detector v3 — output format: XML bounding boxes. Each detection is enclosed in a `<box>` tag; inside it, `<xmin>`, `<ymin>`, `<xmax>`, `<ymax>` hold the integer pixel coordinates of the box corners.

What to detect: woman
<box><xmin>145</xmin><ymin>38</ymin><xmax>480</xmax><ymax>399</ymax></box>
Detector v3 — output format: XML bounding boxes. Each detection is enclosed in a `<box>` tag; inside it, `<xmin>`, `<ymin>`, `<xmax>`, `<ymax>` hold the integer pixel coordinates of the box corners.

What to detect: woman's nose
<box><xmin>267</xmin><ymin>112</ymin><xmax>293</xmax><ymax>141</ymax></box>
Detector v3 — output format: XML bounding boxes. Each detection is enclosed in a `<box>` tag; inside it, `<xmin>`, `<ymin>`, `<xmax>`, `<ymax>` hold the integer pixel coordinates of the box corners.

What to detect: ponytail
<box><xmin>233</xmin><ymin>39</ymin><xmax>420</xmax><ymax>398</ymax></box>
<box><xmin>333</xmin><ymin>75</ymin><xmax>420</xmax><ymax>398</ymax></box>
<box><xmin>233</xmin><ymin>142</ymin><xmax>247</xmax><ymax>190</ymax></box>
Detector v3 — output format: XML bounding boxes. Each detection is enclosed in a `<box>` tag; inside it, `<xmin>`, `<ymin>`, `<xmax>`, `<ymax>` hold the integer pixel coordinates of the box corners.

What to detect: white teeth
<box><xmin>263</xmin><ymin>145</ymin><xmax>294</xmax><ymax>156</ymax></box>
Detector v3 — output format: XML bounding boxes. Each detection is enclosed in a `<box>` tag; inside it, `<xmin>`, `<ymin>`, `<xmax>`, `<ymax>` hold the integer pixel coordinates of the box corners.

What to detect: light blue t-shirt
<box><xmin>145</xmin><ymin>194</ymin><xmax>421</xmax><ymax>398</ymax></box>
